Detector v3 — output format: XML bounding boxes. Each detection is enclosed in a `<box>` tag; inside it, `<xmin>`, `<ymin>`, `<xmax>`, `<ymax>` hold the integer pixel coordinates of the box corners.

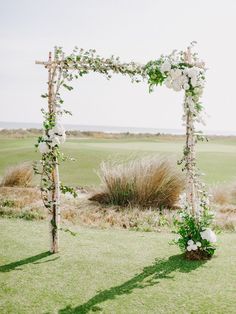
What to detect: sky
<box><xmin>1</xmin><ymin>0</ymin><xmax>236</xmax><ymax>132</ymax></box>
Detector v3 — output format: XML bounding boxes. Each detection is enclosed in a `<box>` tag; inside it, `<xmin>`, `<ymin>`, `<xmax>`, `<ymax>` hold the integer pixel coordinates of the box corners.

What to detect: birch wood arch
<box><xmin>35</xmin><ymin>44</ymin><xmax>210</xmax><ymax>255</ymax></box>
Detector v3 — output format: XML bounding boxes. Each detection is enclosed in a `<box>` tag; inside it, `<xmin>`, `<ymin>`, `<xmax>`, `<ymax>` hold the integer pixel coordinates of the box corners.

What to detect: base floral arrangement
<box><xmin>173</xmin><ymin>205</ymin><xmax>217</xmax><ymax>260</ymax></box>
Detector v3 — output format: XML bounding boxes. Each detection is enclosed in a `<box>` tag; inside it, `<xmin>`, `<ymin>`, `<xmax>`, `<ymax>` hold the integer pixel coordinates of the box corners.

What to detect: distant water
<box><xmin>0</xmin><ymin>121</ymin><xmax>235</xmax><ymax>136</ymax></box>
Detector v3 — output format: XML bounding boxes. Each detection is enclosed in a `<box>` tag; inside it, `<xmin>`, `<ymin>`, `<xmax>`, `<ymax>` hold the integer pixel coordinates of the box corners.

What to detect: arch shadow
<box><xmin>59</xmin><ymin>253</ymin><xmax>206</xmax><ymax>314</ymax></box>
<box><xmin>0</xmin><ymin>251</ymin><xmax>59</xmax><ymax>272</ymax></box>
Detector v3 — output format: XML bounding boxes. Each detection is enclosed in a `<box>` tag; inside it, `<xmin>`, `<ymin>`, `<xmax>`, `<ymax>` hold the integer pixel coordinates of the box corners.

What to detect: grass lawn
<box><xmin>1</xmin><ymin>136</ymin><xmax>236</xmax><ymax>186</ymax></box>
<box><xmin>0</xmin><ymin>218</ymin><xmax>236</xmax><ymax>313</ymax></box>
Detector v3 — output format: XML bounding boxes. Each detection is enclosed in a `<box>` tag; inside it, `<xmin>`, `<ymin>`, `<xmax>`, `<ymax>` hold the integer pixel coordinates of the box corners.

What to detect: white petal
<box><xmin>38</xmin><ymin>142</ymin><xmax>50</xmax><ymax>154</ymax></box>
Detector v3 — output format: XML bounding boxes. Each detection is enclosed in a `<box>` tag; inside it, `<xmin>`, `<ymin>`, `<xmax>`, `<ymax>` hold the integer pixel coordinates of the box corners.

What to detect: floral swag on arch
<box><xmin>35</xmin><ymin>42</ymin><xmax>217</xmax><ymax>259</ymax></box>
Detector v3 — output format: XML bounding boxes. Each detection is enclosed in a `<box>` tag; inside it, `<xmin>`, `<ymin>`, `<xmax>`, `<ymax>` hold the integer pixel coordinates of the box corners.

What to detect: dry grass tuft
<box><xmin>1</xmin><ymin>162</ymin><xmax>34</xmax><ymax>187</ymax></box>
<box><xmin>1</xmin><ymin>185</ymin><xmax>236</xmax><ymax>231</ymax></box>
<box><xmin>210</xmin><ymin>184</ymin><xmax>232</xmax><ymax>205</ymax></box>
<box><xmin>89</xmin><ymin>156</ymin><xmax>185</xmax><ymax>208</ymax></box>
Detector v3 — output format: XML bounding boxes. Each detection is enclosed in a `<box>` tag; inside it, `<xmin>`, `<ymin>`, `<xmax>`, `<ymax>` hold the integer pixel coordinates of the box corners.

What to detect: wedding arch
<box><xmin>35</xmin><ymin>43</ymin><xmax>216</xmax><ymax>259</ymax></box>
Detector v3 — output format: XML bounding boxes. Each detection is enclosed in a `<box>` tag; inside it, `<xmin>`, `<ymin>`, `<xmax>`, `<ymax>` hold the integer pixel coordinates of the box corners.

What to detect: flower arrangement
<box><xmin>145</xmin><ymin>42</ymin><xmax>216</xmax><ymax>260</ymax></box>
<box><xmin>173</xmin><ymin>208</ymin><xmax>217</xmax><ymax>260</ymax></box>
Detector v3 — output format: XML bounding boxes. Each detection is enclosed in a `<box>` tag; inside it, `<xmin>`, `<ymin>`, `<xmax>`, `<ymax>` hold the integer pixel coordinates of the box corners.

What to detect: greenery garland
<box><xmin>35</xmin><ymin>43</ymin><xmax>216</xmax><ymax>258</ymax></box>
<box><xmin>145</xmin><ymin>43</ymin><xmax>216</xmax><ymax>258</ymax></box>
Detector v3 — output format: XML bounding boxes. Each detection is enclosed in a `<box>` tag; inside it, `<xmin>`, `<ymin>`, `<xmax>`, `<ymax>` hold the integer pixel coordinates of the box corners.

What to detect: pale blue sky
<box><xmin>1</xmin><ymin>0</ymin><xmax>236</xmax><ymax>131</ymax></box>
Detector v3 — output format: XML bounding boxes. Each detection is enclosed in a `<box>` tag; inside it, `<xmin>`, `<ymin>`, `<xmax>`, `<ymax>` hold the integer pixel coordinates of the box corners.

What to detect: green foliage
<box><xmin>145</xmin><ymin>60</ymin><xmax>166</xmax><ymax>92</ymax></box>
<box><xmin>60</xmin><ymin>183</ymin><xmax>77</xmax><ymax>198</ymax></box>
<box><xmin>0</xmin><ymin>207</ymin><xmax>46</xmax><ymax>220</ymax></box>
<box><xmin>0</xmin><ymin>199</ymin><xmax>15</xmax><ymax>207</ymax></box>
<box><xmin>173</xmin><ymin>210</ymin><xmax>216</xmax><ymax>256</ymax></box>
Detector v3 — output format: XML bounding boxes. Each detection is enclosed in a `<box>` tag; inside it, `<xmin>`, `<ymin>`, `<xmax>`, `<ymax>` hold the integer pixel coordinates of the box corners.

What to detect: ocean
<box><xmin>0</xmin><ymin>121</ymin><xmax>235</xmax><ymax>136</ymax></box>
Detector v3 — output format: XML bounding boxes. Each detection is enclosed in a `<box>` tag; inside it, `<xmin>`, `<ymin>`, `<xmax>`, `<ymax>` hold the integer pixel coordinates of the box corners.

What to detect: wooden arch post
<box><xmin>184</xmin><ymin>47</ymin><xmax>197</xmax><ymax>216</ymax></box>
<box><xmin>36</xmin><ymin>49</ymin><xmax>61</xmax><ymax>253</ymax></box>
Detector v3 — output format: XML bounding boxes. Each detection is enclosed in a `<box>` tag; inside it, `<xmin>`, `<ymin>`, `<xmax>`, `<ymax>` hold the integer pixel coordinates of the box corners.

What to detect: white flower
<box><xmin>186</xmin><ymin>240</ymin><xmax>199</xmax><ymax>251</ymax></box>
<box><xmin>191</xmin><ymin>77</ymin><xmax>198</xmax><ymax>87</ymax></box>
<box><xmin>195</xmin><ymin>60</ymin><xmax>205</xmax><ymax>69</ymax></box>
<box><xmin>160</xmin><ymin>60</ymin><xmax>171</xmax><ymax>73</ymax></box>
<box><xmin>194</xmin><ymin>87</ymin><xmax>203</xmax><ymax>96</ymax></box>
<box><xmin>48</xmin><ymin>123</ymin><xmax>66</xmax><ymax>144</ymax></box>
<box><xmin>170</xmin><ymin>68</ymin><xmax>182</xmax><ymax>79</ymax></box>
<box><xmin>186</xmin><ymin>67</ymin><xmax>199</xmax><ymax>78</ymax></box>
<box><xmin>183</xmin><ymin>83</ymin><xmax>190</xmax><ymax>90</ymax></box>
<box><xmin>187</xmin><ymin>240</ymin><xmax>194</xmax><ymax>246</ymax></box>
<box><xmin>38</xmin><ymin>142</ymin><xmax>50</xmax><ymax>154</ymax></box>
<box><xmin>49</xmin><ymin>123</ymin><xmax>65</xmax><ymax>137</ymax></box>
<box><xmin>192</xmin><ymin>244</ymin><xmax>198</xmax><ymax>251</ymax></box>
<box><xmin>48</xmin><ymin>129</ymin><xmax>54</xmax><ymax>137</ymax></box>
<box><xmin>172</xmin><ymin>80</ymin><xmax>182</xmax><ymax>92</ymax></box>
<box><xmin>50</xmin><ymin>136</ymin><xmax>60</xmax><ymax>147</ymax></box>
<box><xmin>127</xmin><ymin>65</ymin><xmax>134</xmax><ymax>71</ymax></box>
<box><xmin>200</xmin><ymin>228</ymin><xmax>217</xmax><ymax>243</ymax></box>
<box><xmin>196</xmin><ymin>241</ymin><xmax>202</xmax><ymax>247</ymax></box>
<box><xmin>165</xmin><ymin>78</ymin><xmax>172</xmax><ymax>89</ymax></box>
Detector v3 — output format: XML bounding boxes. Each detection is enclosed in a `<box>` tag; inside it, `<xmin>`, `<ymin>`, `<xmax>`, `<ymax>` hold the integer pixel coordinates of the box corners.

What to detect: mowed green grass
<box><xmin>1</xmin><ymin>136</ymin><xmax>236</xmax><ymax>186</ymax></box>
<box><xmin>0</xmin><ymin>218</ymin><xmax>236</xmax><ymax>314</ymax></box>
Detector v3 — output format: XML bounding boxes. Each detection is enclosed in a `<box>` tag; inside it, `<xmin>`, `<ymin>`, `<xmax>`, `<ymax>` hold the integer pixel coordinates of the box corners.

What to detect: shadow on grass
<box><xmin>0</xmin><ymin>251</ymin><xmax>59</xmax><ymax>272</ymax></box>
<box><xmin>59</xmin><ymin>254</ymin><xmax>206</xmax><ymax>314</ymax></box>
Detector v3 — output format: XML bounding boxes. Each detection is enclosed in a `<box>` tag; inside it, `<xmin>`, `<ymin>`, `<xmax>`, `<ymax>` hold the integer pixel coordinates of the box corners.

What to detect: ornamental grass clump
<box><xmin>1</xmin><ymin>162</ymin><xmax>34</xmax><ymax>187</ymax></box>
<box><xmin>89</xmin><ymin>156</ymin><xmax>184</xmax><ymax>208</ymax></box>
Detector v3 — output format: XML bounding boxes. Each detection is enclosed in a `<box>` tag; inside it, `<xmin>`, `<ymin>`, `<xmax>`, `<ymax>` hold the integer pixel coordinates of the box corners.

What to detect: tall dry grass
<box><xmin>90</xmin><ymin>156</ymin><xmax>185</xmax><ymax>208</ymax></box>
<box><xmin>1</xmin><ymin>162</ymin><xmax>34</xmax><ymax>187</ymax></box>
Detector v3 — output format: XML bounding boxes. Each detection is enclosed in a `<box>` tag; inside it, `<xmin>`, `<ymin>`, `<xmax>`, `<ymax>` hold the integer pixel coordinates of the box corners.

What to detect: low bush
<box><xmin>1</xmin><ymin>162</ymin><xmax>34</xmax><ymax>187</ymax></box>
<box><xmin>89</xmin><ymin>156</ymin><xmax>184</xmax><ymax>208</ymax></box>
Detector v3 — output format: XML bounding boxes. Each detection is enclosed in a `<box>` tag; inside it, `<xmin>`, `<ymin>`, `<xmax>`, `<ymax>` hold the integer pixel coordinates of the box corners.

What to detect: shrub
<box><xmin>1</xmin><ymin>162</ymin><xmax>34</xmax><ymax>187</ymax></box>
<box><xmin>89</xmin><ymin>156</ymin><xmax>184</xmax><ymax>208</ymax></box>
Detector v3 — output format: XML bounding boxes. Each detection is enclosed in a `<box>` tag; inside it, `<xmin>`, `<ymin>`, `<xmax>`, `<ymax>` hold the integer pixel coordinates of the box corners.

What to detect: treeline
<box><xmin>0</xmin><ymin>128</ymin><xmax>185</xmax><ymax>139</ymax></box>
<box><xmin>0</xmin><ymin>128</ymin><xmax>232</xmax><ymax>140</ymax></box>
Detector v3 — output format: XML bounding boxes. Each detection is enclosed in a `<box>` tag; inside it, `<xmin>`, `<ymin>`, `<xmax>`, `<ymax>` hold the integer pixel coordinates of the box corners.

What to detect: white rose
<box><xmin>165</xmin><ymin>78</ymin><xmax>172</xmax><ymax>89</ymax></box>
<box><xmin>187</xmin><ymin>240</ymin><xmax>194</xmax><ymax>246</ymax></box>
<box><xmin>187</xmin><ymin>245</ymin><xmax>192</xmax><ymax>251</ymax></box>
<box><xmin>50</xmin><ymin>136</ymin><xmax>60</xmax><ymax>147</ymax></box>
<box><xmin>38</xmin><ymin>142</ymin><xmax>50</xmax><ymax>154</ymax></box>
<box><xmin>200</xmin><ymin>228</ymin><xmax>217</xmax><ymax>243</ymax></box>
<box><xmin>196</xmin><ymin>241</ymin><xmax>202</xmax><ymax>247</ymax></box>
<box><xmin>172</xmin><ymin>80</ymin><xmax>182</xmax><ymax>92</ymax></box>
<box><xmin>183</xmin><ymin>83</ymin><xmax>190</xmax><ymax>90</ymax></box>
<box><xmin>192</xmin><ymin>244</ymin><xmax>198</xmax><ymax>251</ymax></box>
<box><xmin>187</xmin><ymin>67</ymin><xmax>199</xmax><ymax>78</ymax></box>
<box><xmin>160</xmin><ymin>60</ymin><xmax>171</xmax><ymax>73</ymax></box>
<box><xmin>48</xmin><ymin>129</ymin><xmax>54</xmax><ymax>137</ymax></box>
<box><xmin>191</xmin><ymin>77</ymin><xmax>198</xmax><ymax>87</ymax></box>
<box><xmin>51</xmin><ymin>123</ymin><xmax>65</xmax><ymax>137</ymax></box>
<box><xmin>170</xmin><ymin>69</ymin><xmax>182</xmax><ymax>79</ymax></box>
<box><xmin>49</xmin><ymin>123</ymin><xmax>66</xmax><ymax>144</ymax></box>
